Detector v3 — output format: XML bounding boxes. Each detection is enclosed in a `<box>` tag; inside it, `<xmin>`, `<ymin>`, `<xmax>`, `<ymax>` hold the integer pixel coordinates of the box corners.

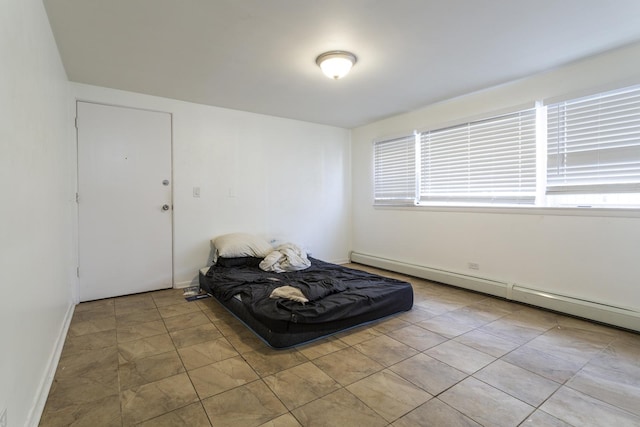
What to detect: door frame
<box><xmin>74</xmin><ymin>100</ymin><xmax>175</xmax><ymax>301</ymax></box>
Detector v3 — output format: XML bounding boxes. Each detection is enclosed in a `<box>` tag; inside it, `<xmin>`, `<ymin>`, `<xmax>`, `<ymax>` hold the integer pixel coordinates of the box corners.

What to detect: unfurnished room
<box><xmin>2</xmin><ymin>1</ymin><xmax>640</xmax><ymax>426</ymax></box>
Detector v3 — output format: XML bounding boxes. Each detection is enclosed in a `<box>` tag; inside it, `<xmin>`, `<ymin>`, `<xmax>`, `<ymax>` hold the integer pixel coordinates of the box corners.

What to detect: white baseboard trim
<box><xmin>350</xmin><ymin>252</ymin><xmax>509</xmax><ymax>298</ymax></box>
<box><xmin>512</xmin><ymin>286</ymin><xmax>640</xmax><ymax>332</ymax></box>
<box><xmin>28</xmin><ymin>301</ymin><xmax>75</xmax><ymax>427</ymax></box>
<box><xmin>350</xmin><ymin>251</ymin><xmax>640</xmax><ymax>333</ymax></box>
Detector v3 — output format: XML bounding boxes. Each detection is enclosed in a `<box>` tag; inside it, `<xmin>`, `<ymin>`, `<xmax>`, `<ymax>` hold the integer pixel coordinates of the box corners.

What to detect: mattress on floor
<box><xmin>199</xmin><ymin>257</ymin><xmax>413</xmax><ymax>348</ymax></box>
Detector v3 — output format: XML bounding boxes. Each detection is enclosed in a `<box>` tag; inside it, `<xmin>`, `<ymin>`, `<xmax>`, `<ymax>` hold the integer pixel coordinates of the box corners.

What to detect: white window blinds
<box><xmin>547</xmin><ymin>85</ymin><xmax>640</xmax><ymax>194</ymax></box>
<box><xmin>419</xmin><ymin>109</ymin><xmax>537</xmax><ymax>204</ymax></box>
<box><xmin>373</xmin><ymin>135</ymin><xmax>417</xmax><ymax>204</ymax></box>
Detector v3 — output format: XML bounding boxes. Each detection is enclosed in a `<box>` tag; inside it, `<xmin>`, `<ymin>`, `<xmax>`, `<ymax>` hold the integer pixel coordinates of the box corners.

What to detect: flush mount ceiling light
<box><xmin>316</xmin><ymin>50</ymin><xmax>357</xmax><ymax>80</ymax></box>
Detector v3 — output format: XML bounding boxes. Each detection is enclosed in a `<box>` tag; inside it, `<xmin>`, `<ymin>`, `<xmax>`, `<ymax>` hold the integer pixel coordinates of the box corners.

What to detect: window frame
<box><xmin>546</xmin><ymin>84</ymin><xmax>640</xmax><ymax>195</ymax></box>
<box><xmin>372</xmin><ymin>83</ymin><xmax>640</xmax><ymax>212</ymax></box>
<box><xmin>372</xmin><ymin>134</ymin><xmax>419</xmax><ymax>206</ymax></box>
<box><xmin>418</xmin><ymin>108</ymin><xmax>538</xmax><ymax>206</ymax></box>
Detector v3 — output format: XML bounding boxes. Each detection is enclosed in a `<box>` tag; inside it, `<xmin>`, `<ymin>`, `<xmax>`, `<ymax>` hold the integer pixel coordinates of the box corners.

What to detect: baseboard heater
<box><xmin>350</xmin><ymin>251</ymin><xmax>640</xmax><ymax>333</ymax></box>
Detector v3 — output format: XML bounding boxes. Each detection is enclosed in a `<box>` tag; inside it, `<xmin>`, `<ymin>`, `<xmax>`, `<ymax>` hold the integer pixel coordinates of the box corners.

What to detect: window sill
<box><xmin>373</xmin><ymin>203</ymin><xmax>640</xmax><ymax>218</ymax></box>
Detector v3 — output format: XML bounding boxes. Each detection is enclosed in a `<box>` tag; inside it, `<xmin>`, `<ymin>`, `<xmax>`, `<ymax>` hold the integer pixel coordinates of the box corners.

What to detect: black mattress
<box><xmin>199</xmin><ymin>257</ymin><xmax>413</xmax><ymax>348</ymax></box>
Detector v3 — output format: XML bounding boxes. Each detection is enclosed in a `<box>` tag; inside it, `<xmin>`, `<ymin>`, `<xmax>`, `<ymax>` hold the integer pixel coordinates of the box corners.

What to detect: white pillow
<box><xmin>212</xmin><ymin>233</ymin><xmax>273</xmax><ymax>258</ymax></box>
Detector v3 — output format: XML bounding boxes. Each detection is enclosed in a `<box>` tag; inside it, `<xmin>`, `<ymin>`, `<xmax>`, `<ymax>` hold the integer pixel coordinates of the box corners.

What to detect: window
<box><xmin>373</xmin><ymin>83</ymin><xmax>640</xmax><ymax>209</ymax></box>
<box><xmin>373</xmin><ymin>135</ymin><xmax>417</xmax><ymax>205</ymax></box>
<box><xmin>420</xmin><ymin>110</ymin><xmax>537</xmax><ymax>204</ymax></box>
<box><xmin>546</xmin><ymin>85</ymin><xmax>640</xmax><ymax>195</ymax></box>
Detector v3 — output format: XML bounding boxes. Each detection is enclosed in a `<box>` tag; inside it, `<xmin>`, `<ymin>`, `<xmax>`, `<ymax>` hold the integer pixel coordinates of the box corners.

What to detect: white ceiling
<box><xmin>43</xmin><ymin>0</ymin><xmax>640</xmax><ymax>128</ymax></box>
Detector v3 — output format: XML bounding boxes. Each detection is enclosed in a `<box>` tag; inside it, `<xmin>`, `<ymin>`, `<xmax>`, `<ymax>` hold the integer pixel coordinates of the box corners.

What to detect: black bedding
<box><xmin>199</xmin><ymin>257</ymin><xmax>413</xmax><ymax>348</ymax></box>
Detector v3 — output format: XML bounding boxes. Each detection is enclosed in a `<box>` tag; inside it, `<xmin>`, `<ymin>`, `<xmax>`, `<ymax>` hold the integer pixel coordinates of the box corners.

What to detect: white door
<box><xmin>77</xmin><ymin>102</ymin><xmax>173</xmax><ymax>301</ymax></box>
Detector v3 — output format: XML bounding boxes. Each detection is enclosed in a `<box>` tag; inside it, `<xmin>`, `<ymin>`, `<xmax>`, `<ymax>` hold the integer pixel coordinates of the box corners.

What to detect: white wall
<box><xmin>72</xmin><ymin>83</ymin><xmax>352</xmax><ymax>287</ymax></box>
<box><xmin>0</xmin><ymin>0</ymin><xmax>76</xmax><ymax>425</ymax></box>
<box><xmin>352</xmin><ymin>42</ymin><xmax>640</xmax><ymax>314</ymax></box>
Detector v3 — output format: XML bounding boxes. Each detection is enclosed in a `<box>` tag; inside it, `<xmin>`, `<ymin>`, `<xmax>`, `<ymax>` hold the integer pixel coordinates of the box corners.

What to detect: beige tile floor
<box><xmin>39</xmin><ymin>263</ymin><xmax>640</xmax><ymax>426</ymax></box>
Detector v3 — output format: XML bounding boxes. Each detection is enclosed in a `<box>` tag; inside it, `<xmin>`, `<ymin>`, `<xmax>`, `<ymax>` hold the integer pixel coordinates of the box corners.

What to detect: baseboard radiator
<box><xmin>350</xmin><ymin>252</ymin><xmax>640</xmax><ymax>333</ymax></box>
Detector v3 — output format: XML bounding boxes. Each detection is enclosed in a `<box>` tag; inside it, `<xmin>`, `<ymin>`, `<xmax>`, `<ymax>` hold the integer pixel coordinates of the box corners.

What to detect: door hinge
<box><xmin>76</xmin><ymin>267</ymin><xmax>79</xmax><ymax>278</ymax></box>
<box><xmin>75</xmin><ymin>192</ymin><xmax>79</xmax><ymax>203</ymax></box>
<box><xmin>75</xmin><ymin>117</ymin><xmax>78</xmax><ymax>129</ymax></box>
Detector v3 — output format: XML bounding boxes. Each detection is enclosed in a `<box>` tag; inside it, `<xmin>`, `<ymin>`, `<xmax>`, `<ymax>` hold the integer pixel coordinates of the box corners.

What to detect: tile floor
<box><xmin>39</xmin><ymin>263</ymin><xmax>640</xmax><ymax>426</ymax></box>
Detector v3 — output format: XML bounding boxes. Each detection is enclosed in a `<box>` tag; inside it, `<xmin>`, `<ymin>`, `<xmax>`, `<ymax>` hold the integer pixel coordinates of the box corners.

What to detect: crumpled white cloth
<box><xmin>269</xmin><ymin>285</ymin><xmax>309</xmax><ymax>303</ymax></box>
<box><xmin>259</xmin><ymin>243</ymin><xmax>311</xmax><ymax>273</ymax></box>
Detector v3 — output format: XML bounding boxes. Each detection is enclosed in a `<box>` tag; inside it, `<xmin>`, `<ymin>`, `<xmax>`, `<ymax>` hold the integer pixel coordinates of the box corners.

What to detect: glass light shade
<box><xmin>316</xmin><ymin>51</ymin><xmax>357</xmax><ymax>79</ymax></box>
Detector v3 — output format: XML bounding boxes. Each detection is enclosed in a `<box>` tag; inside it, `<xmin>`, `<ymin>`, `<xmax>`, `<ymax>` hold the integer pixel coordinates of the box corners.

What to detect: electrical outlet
<box><xmin>468</xmin><ymin>262</ymin><xmax>480</xmax><ymax>270</ymax></box>
<box><xmin>0</xmin><ymin>408</ymin><xmax>7</xmax><ymax>427</ymax></box>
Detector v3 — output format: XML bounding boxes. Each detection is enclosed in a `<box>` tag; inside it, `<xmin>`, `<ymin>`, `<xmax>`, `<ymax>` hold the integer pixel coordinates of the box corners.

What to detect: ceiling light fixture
<box><xmin>316</xmin><ymin>51</ymin><xmax>357</xmax><ymax>80</ymax></box>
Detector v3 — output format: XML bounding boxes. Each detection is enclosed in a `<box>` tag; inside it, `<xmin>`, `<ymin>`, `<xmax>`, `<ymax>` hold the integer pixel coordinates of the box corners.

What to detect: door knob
<box><xmin>162</xmin><ymin>204</ymin><xmax>170</xmax><ymax>211</ymax></box>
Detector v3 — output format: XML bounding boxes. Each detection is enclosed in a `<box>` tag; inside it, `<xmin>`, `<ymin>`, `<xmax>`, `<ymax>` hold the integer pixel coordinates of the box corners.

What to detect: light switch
<box><xmin>193</xmin><ymin>187</ymin><xmax>200</xmax><ymax>198</ymax></box>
